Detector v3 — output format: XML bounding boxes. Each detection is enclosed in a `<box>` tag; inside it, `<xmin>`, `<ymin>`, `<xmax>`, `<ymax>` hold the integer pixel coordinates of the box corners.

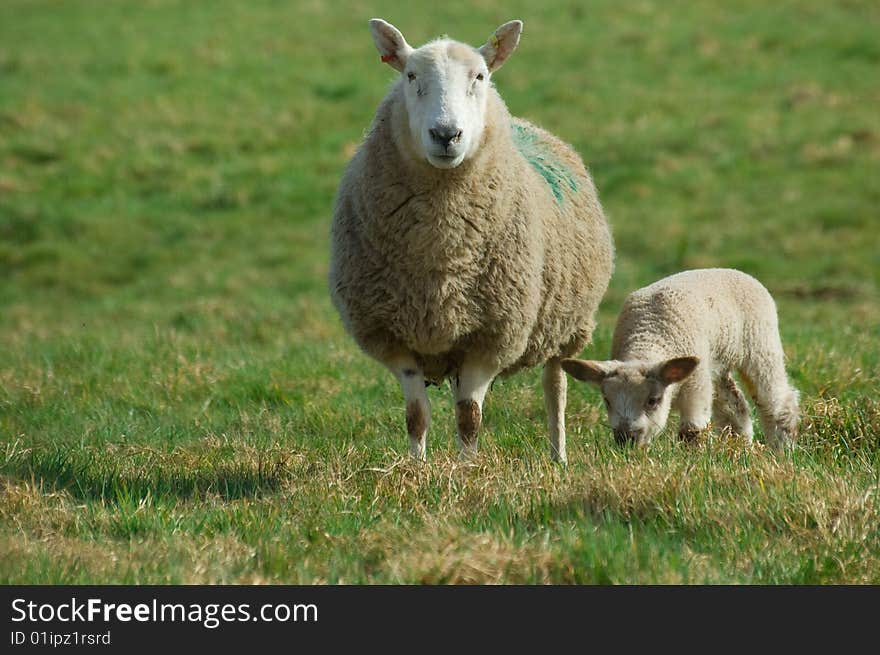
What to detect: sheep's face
<box><xmin>369</xmin><ymin>19</ymin><xmax>523</xmax><ymax>170</ymax></box>
<box><xmin>561</xmin><ymin>357</ymin><xmax>700</xmax><ymax>446</ymax></box>
<box><xmin>401</xmin><ymin>44</ymin><xmax>490</xmax><ymax>169</ymax></box>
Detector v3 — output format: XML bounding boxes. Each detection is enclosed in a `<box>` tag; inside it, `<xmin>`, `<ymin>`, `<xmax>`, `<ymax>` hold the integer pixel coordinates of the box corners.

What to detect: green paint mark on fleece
<box><xmin>511</xmin><ymin>122</ymin><xmax>578</xmax><ymax>204</ymax></box>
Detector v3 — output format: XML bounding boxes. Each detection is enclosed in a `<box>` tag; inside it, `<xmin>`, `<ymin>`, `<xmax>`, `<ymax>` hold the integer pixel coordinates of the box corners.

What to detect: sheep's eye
<box><xmin>646</xmin><ymin>396</ymin><xmax>661</xmax><ymax>410</ymax></box>
<box><xmin>476</xmin><ymin>73</ymin><xmax>484</xmax><ymax>81</ymax></box>
<box><xmin>407</xmin><ymin>72</ymin><xmax>416</xmax><ymax>82</ymax></box>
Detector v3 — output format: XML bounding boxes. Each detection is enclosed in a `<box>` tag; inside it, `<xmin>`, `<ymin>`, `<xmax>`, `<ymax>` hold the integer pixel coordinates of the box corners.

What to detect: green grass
<box><xmin>1</xmin><ymin>0</ymin><xmax>878</xmax><ymax>584</ymax></box>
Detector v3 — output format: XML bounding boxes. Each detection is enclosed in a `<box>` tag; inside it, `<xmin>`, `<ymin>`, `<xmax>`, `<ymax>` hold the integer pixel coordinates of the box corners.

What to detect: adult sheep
<box><xmin>329</xmin><ymin>19</ymin><xmax>614</xmax><ymax>462</ymax></box>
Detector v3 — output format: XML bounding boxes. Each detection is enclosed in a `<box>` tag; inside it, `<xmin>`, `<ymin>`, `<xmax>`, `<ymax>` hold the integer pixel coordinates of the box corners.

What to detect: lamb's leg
<box><xmin>741</xmin><ymin>366</ymin><xmax>799</xmax><ymax>452</ymax></box>
<box><xmin>676</xmin><ymin>372</ymin><xmax>713</xmax><ymax>443</ymax></box>
<box><xmin>712</xmin><ymin>371</ymin><xmax>754</xmax><ymax>441</ymax></box>
<box><xmin>452</xmin><ymin>358</ymin><xmax>497</xmax><ymax>457</ymax></box>
<box><xmin>542</xmin><ymin>358</ymin><xmax>567</xmax><ymax>464</ymax></box>
<box><xmin>383</xmin><ymin>355</ymin><xmax>431</xmax><ymax>460</ymax></box>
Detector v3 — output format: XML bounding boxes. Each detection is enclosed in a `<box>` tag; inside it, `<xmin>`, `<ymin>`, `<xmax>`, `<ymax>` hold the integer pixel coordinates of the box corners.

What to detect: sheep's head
<box><xmin>561</xmin><ymin>357</ymin><xmax>700</xmax><ymax>446</ymax></box>
<box><xmin>369</xmin><ymin>18</ymin><xmax>522</xmax><ymax>169</ymax></box>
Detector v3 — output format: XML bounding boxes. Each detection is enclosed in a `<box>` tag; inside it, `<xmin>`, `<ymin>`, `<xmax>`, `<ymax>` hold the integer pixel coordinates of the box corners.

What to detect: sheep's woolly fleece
<box><xmin>329</xmin><ymin>54</ymin><xmax>614</xmax><ymax>383</ymax></box>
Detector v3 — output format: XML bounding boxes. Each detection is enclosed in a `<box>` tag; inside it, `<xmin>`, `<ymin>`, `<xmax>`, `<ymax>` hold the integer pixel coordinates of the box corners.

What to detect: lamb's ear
<box><xmin>369</xmin><ymin>19</ymin><xmax>413</xmax><ymax>72</ymax></box>
<box><xmin>654</xmin><ymin>357</ymin><xmax>700</xmax><ymax>385</ymax></box>
<box><xmin>479</xmin><ymin>20</ymin><xmax>523</xmax><ymax>72</ymax></box>
<box><xmin>561</xmin><ymin>359</ymin><xmax>615</xmax><ymax>385</ymax></box>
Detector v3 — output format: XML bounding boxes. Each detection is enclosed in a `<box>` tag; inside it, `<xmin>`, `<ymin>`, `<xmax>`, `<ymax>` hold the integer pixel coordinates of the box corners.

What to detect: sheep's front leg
<box><xmin>452</xmin><ymin>358</ymin><xmax>497</xmax><ymax>457</ymax></box>
<box><xmin>542</xmin><ymin>358</ymin><xmax>567</xmax><ymax>464</ymax></box>
<box><xmin>383</xmin><ymin>355</ymin><xmax>431</xmax><ymax>460</ymax></box>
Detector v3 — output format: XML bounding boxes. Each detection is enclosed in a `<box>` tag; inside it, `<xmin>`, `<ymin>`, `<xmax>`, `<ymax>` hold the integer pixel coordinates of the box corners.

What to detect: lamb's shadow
<box><xmin>520</xmin><ymin>490</ymin><xmax>658</xmax><ymax>530</ymax></box>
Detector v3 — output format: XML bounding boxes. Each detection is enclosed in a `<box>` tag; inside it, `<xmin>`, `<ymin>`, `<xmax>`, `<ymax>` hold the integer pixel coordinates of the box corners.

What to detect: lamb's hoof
<box><xmin>678</xmin><ymin>427</ymin><xmax>704</xmax><ymax>445</ymax></box>
<box><xmin>766</xmin><ymin>434</ymin><xmax>795</xmax><ymax>455</ymax></box>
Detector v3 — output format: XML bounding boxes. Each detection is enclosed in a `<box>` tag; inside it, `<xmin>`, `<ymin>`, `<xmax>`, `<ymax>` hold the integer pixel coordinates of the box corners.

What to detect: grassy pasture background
<box><xmin>0</xmin><ymin>0</ymin><xmax>878</xmax><ymax>583</ymax></box>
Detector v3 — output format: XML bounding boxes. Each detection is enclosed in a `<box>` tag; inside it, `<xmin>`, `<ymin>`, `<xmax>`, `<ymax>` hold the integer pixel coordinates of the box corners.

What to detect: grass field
<box><xmin>1</xmin><ymin>0</ymin><xmax>878</xmax><ymax>583</ymax></box>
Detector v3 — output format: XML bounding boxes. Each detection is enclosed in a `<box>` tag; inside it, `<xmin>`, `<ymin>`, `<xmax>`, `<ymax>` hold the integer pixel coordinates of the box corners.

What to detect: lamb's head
<box><xmin>369</xmin><ymin>18</ymin><xmax>522</xmax><ymax>169</ymax></box>
<box><xmin>561</xmin><ymin>356</ymin><xmax>700</xmax><ymax>446</ymax></box>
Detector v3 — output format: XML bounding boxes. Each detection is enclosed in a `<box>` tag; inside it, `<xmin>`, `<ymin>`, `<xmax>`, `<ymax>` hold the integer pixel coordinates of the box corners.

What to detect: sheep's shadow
<box><xmin>2</xmin><ymin>445</ymin><xmax>291</xmax><ymax>503</ymax></box>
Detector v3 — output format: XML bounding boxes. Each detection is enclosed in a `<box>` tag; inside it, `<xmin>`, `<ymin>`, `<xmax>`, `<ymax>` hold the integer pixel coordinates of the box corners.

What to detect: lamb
<box><xmin>328</xmin><ymin>19</ymin><xmax>614</xmax><ymax>462</ymax></box>
<box><xmin>561</xmin><ymin>268</ymin><xmax>799</xmax><ymax>450</ymax></box>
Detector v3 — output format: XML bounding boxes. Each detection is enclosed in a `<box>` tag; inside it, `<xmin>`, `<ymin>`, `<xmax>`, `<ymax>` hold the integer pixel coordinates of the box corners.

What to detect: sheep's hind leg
<box><xmin>543</xmin><ymin>358</ymin><xmax>568</xmax><ymax>464</ymax></box>
<box><xmin>383</xmin><ymin>355</ymin><xmax>431</xmax><ymax>461</ymax></box>
<box><xmin>452</xmin><ymin>358</ymin><xmax>497</xmax><ymax>458</ymax></box>
<box><xmin>712</xmin><ymin>371</ymin><xmax>754</xmax><ymax>441</ymax></box>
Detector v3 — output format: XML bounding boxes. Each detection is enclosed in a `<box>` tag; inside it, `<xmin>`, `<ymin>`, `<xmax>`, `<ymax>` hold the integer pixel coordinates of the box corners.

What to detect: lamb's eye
<box><xmin>646</xmin><ymin>396</ymin><xmax>661</xmax><ymax>410</ymax></box>
<box><xmin>407</xmin><ymin>72</ymin><xmax>416</xmax><ymax>82</ymax></box>
<box><xmin>476</xmin><ymin>73</ymin><xmax>484</xmax><ymax>81</ymax></box>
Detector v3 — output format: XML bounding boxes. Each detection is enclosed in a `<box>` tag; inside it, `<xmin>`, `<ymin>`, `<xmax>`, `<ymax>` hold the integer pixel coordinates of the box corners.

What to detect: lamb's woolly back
<box><xmin>611</xmin><ymin>268</ymin><xmax>781</xmax><ymax>363</ymax></box>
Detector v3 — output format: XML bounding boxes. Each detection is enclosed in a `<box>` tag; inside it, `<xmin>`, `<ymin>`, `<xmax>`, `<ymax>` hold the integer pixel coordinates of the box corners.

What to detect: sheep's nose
<box><xmin>429</xmin><ymin>126</ymin><xmax>463</xmax><ymax>149</ymax></box>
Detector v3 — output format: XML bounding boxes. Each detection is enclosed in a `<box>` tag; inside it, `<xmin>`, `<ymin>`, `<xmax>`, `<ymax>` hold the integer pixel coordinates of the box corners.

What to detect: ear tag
<box><xmin>381</xmin><ymin>53</ymin><xmax>396</xmax><ymax>63</ymax></box>
<box><xmin>491</xmin><ymin>34</ymin><xmax>500</xmax><ymax>50</ymax></box>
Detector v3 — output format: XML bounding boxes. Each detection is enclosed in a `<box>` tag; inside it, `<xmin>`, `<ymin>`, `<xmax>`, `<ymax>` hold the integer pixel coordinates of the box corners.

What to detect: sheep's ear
<box><xmin>369</xmin><ymin>19</ymin><xmax>413</xmax><ymax>72</ymax></box>
<box><xmin>561</xmin><ymin>359</ymin><xmax>614</xmax><ymax>385</ymax></box>
<box><xmin>654</xmin><ymin>357</ymin><xmax>700</xmax><ymax>385</ymax></box>
<box><xmin>479</xmin><ymin>20</ymin><xmax>523</xmax><ymax>72</ymax></box>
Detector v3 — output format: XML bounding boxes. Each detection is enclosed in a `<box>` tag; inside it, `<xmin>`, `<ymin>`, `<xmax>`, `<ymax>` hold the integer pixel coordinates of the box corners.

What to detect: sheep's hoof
<box><xmin>549</xmin><ymin>442</ymin><xmax>568</xmax><ymax>464</ymax></box>
<box><xmin>408</xmin><ymin>441</ymin><xmax>427</xmax><ymax>461</ymax></box>
<box><xmin>456</xmin><ymin>399</ymin><xmax>481</xmax><ymax>453</ymax></box>
<box><xmin>406</xmin><ymin>401</ymin><xmax>428</xmax><ymax>460</ymax></box>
